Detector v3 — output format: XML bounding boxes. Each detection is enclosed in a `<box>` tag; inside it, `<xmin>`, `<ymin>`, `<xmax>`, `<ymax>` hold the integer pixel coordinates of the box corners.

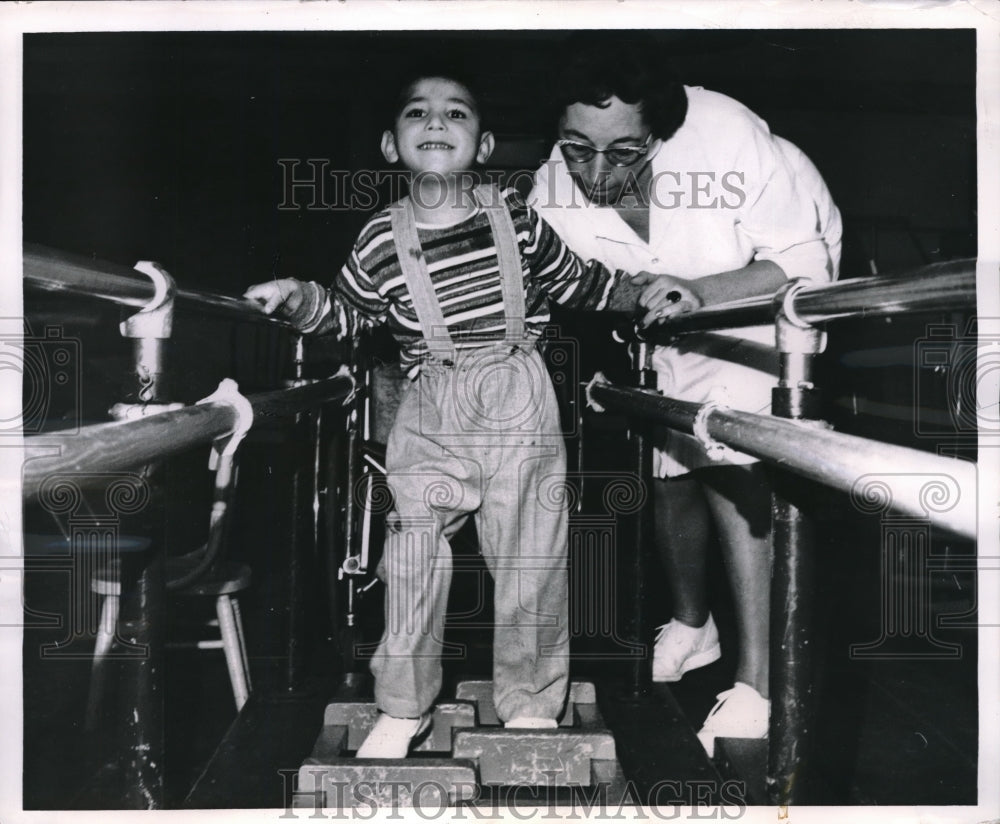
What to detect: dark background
<box><xmin>24</xmin><ymin>29</ymin><xmax>976</xmax><ymax>290</ymax></box>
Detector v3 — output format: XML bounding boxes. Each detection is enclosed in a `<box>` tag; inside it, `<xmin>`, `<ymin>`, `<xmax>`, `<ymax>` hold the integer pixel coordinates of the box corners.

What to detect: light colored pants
<box><xmin>371</xmin><ymin>346</ymin><xmax>570</xmax><ymax>721</ymax></box>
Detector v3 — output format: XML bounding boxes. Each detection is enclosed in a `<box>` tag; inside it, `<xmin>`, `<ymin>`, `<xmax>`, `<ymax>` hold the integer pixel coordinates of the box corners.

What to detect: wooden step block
<box><xmin>310</xmin><ymin>725</ymin><xmax>349</xmax><ymax>762</ymax></box>
<box><xmin>296</xmin><ymin>758</ymin><xmax>479</xmax><ymax>809</ymax></box>
<box><xmin>452</xmin><ymin>728</ymin><xmax>617</xmax><ymax>786</ymax></box>
<box><xmin>320</xmin><ymin>701</ymin><xmax>476</xmax><ymax>753</ymax></box>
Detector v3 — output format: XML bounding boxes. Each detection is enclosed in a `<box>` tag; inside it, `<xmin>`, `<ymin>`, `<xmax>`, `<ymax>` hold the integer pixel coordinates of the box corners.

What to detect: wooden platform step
<box><xmin>318</xmin><ymin>701</ymin><xmax>477</xmax><ymax>754</ymax></box>
<box><xmin>297</xmin><ymin>679</ymin><xmax>624</xmax><ymax>808</ymax></box>
<box><xmin>296</xmin><ymin>757</ymin><xmax>479</xmax><ymax>809</ymax></box>
<box><xmin>453</xmin><ymin>728</ymin><xmax>616</xmax><ymax>786</ymax></box>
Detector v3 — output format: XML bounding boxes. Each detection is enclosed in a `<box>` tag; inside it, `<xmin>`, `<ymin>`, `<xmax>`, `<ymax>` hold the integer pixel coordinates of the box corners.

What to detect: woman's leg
<box><xmin>698</xmin><ymin>463</ymin><xmax>772</xmax><ymax>697</ymax></box>
<box><xmin>690</xmin><ymin>463</ymin><xmax>772</xmax><ymax>757</ymax></box>
<box><xmin>651</xmin><ymin>473</ymin><xmax>722</xmax><ymax>682</ymax></box>
<box><xmin>654</xmin><ymin>475</ymin><xmax>713</xmax><ymax>627</ymax></box>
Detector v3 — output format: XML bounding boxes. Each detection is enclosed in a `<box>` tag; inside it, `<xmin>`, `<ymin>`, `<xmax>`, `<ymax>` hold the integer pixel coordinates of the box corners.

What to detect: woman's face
<box><xmin>558</xmin><ymin>95</ymin><xmax>656</xmax><ymax>206</ymax></box>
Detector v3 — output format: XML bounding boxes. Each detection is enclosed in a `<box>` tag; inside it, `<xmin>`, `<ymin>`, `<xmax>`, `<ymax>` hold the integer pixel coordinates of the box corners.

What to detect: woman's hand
<box><xmin>630</xmin><ymin>271</ymin><xmax>703</xmax><ymax>327</ymax></box>
<box><xmin>243</xmin><ymin>278</ymin><xmax>307</xmax><ymax>318</ymax></box>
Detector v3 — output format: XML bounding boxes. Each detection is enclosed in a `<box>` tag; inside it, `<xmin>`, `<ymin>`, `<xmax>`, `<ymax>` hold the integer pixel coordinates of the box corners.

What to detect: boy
<box><xmin>246</xmin><ymin>74</ymin><xmax>672</xmax><ymax>758</ymax></box>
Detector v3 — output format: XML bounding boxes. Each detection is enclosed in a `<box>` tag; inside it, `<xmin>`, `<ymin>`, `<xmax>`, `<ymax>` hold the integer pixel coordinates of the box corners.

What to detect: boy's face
<box><xmin>381</xmin><ymin>77</ymin><xmax>494</xmax><ymax>176</ymax></box>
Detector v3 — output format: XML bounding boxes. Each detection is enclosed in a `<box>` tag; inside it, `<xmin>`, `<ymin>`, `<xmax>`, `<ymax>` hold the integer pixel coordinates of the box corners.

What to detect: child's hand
<box><xmin>243</xmin><ymin>279</ymin><xmax>307</xmax><ymax>319</ymax></box>
<box><xmin>631</xmin><ymin>271</ymin><xmax>702</xmax><ymax>328</ymax></box>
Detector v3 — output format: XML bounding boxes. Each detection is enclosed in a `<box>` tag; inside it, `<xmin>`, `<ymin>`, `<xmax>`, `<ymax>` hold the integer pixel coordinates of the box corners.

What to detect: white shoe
<box><xmin>652</xmin><ymin>615</ymin><xmax>722</xmax><ymax>682</ymax></box>
<box><xmin>504</xmin><ymin>717</ymin><xmax>558</xmax><ymax>729</ymax></box>
<box><xmin>355</xmin><ymin>712</ymin><xmax>432</xmax><ymax>759</ymax></box>
<box><xmin>696</xmin><ymin>682</ymin><xmax>769</xmax><ymax>759</ymax></box>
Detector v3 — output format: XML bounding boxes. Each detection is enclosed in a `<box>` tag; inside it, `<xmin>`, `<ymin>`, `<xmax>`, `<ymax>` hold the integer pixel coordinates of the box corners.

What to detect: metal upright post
<box><xmin>112</xmin><ymin>260</ymin><xmax>178</xmax><ymax>808</ymax></box>
<box><xmin>766</xmin><ymin>281</ymin><xmax>824</xmax><ymax>805</ymax></box>
<box><xmin>624</xmin><ymin>331</ymin><xmax>657</xmax><ymax>697</ymax></box>
<box><xmin>285</xmin><ymin>334</ymin><xmax>315</xmax><ymax>693</ymax></box>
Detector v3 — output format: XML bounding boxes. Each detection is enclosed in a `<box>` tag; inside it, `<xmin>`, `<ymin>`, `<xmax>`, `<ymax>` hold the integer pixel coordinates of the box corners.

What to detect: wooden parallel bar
<box><xmin>590</xmin><ymin>383</ymin><xmax>977</xmax><ymax>540</ymax></box>
<box><xmin>639</xmin><ymin>258</ymin><xmax>975</xmax><ymax>337</ymax></box>
<box><xmin>23</xmin><ymin>375</ymin><xmax>354</xmax><ymax>504</ymax></box>
<box><xmin>24</xmin><ymin>242</ymin><xmax>293</xmax><ymax>326</ymax></box>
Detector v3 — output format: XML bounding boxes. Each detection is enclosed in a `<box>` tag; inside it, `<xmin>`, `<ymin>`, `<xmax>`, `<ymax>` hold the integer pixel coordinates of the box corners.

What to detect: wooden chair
<box><xmin>87</xmin><ymin>446</ymin><xmax>252</xmax><ymax>727</ymax></box>
<box><xmin>88</xmin><ymin>554</ymin><xmax>252</xmax><ymax>724</ymax></box>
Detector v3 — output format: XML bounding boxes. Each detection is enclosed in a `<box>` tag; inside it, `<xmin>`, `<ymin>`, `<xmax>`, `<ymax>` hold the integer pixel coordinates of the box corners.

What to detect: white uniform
<box><xmin>774</xmin><ymin>135</ymin><xmax>843</xmax><ymax>279</ymax></box>
<box><xmin>530</xmin><ymin>86</ymin><xmax>839</xmax><ymax>476</ymax></box>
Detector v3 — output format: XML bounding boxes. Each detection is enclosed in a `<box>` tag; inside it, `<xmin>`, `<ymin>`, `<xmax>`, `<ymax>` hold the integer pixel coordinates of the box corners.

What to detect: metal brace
<box><xmin>773</xmin><ymin>278</ymin><xmax>825</xmax><ymax>356</ymax></box>
<box><xmin>121</xmin><ymin>260</ymin><xmax>176</xmax><ymax>339</ymax></box>
<box><xmin>196</xmin><ymin>378</ymin><xmax>255</xmax><ymax>471</ymax></box>
<box><xmin>692</xmin><ymin>399</ymin><xmax>729</xmax><ymax>462</ymax></box>
<box><xmin>584</xmin><ymin>371</ymin><xmax>610</xmax><ymax>413</ymax></box>
<box><xmin>333</xmin><ymin>363</ymin><xmax>358</xmax><ymax>406</ymax></box>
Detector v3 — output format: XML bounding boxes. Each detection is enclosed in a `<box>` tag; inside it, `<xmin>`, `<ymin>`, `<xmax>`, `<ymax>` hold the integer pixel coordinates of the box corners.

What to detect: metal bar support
<box><xmin>766</xmin><ymin>281</ymin><xmax>824</xmax><ymax>805</ymax></box>
<box><xmin>625</xmin><ymin>329</ymin><xmax>655</xmax><ymax>697</ymax></box>
<box><xmin>112</xmin><ymin>260</ymin><xmax>177</xmax><ymax>808</ymax></box>
<box><xmin>285</xmin><ymin>402</ymin><xmax>320</xmax><ymax>693</ymax></box>
<box><xmin>625</xmin><ymin>422</ymin><xmax>653</xmax><ymax>697</ymax></box>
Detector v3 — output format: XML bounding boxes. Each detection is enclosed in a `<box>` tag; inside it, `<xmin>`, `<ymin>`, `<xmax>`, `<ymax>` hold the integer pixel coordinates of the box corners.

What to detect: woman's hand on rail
<box><xmin>243</xmin><ymin>278</ymin><xmax>308</xmax><ymax>318</ymax></box>
<box><xmin>631</xmin><ymin>271</ymin><xmax>703</xmax><ymax>327</ymax></box>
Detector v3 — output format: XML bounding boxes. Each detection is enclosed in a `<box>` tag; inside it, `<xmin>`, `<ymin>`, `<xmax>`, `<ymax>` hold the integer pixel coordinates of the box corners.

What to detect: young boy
<box><xmin>245</xmin><ymin>74</ymin><xmax>671</xmax><ymax>758</ymax></box>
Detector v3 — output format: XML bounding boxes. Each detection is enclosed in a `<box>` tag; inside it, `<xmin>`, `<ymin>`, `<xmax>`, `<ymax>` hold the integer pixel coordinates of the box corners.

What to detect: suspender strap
<box><xmin>389</xmin><ymin>186</ymin><xmax>529</xmax><ymax>366</ymax></box>
<box><xmin>472</xmin><ymin>185</ymin><xmax>526</xmax><ymax>345</ymax></box>
<box><xmin>389</xmin><ymin>196</ymin><xmax>458</xmax><ymax>364</ymax></box>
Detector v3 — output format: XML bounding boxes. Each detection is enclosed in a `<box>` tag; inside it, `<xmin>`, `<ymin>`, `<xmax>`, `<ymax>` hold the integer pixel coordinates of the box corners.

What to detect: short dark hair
<box><xmin>550</xmin><ymin>35</ymin><xmax>688</xmax><ymax>141</ymax></box>
<box><xmin>387</xmin><ymin>69</ymin><xmax>484</xmax><ymax>128</ymax></box>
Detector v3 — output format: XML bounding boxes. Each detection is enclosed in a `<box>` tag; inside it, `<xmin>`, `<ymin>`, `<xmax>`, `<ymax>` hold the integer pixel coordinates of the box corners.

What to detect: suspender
<box><xmin>472</xmin><ymin>185</ymin><xmax>526</xmax><ymax>346</ymax></box>
<box><xmin>389</xmin><ymin>196</ymin><xmax>457</xmax><ymax>364</ymax></box>
<box><xmin>389</xmin><ymin>185</ymin><xmax>527</xmax><ymax>366</ymax></box>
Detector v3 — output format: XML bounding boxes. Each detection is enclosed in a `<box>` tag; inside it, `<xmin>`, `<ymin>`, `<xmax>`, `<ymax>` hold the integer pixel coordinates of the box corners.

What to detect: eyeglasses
<box><xmin>557</xmin><ymin>134</ymin><xmax>653</xmax><ymax>167</ymax></box>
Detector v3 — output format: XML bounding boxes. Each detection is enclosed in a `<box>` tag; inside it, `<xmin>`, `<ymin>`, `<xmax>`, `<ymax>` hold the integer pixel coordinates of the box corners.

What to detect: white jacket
<box><xmin>529</xmin><ymin>86</ymin><xmax>839</xmax><ymax>475</ymax></box>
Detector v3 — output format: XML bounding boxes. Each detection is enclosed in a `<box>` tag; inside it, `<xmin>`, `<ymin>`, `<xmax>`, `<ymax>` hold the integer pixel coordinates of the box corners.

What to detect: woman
<box><xmin>529</xmin><ymin>39</ymin><xmax>840</xmax><ymax>757</ymax></box>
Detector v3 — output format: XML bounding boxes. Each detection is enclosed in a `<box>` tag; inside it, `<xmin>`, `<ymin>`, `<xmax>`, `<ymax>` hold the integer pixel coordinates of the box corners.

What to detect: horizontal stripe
<box><xmin>331</xmin><ymin>188</ymin><xmax>624</xmax><ymax>375</ymax></box>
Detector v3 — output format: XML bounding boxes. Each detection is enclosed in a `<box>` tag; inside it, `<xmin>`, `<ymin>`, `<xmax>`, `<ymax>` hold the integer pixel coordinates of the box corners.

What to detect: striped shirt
<box><xmin>326</xmin><ymin>189</ymin><xmax>625</xmax><ymax>377</ymax></box>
